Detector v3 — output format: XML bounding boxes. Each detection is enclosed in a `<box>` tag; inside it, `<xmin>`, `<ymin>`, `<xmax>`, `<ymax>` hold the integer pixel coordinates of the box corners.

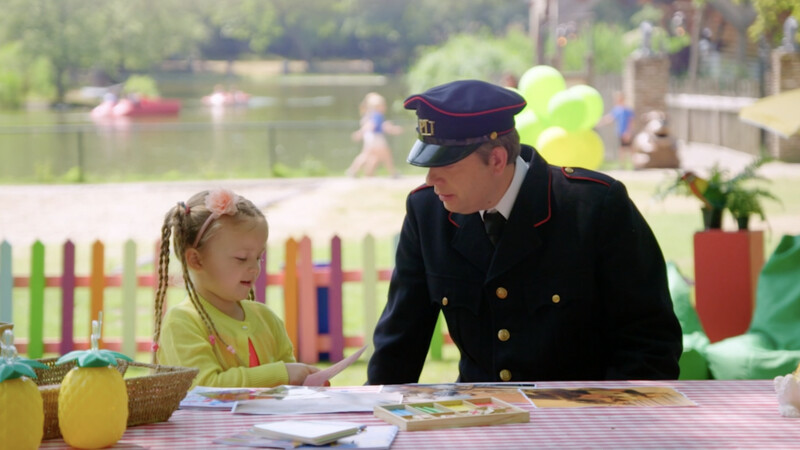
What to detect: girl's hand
<box><xmin>285</xmin><ymin>363</ymin><xmax>322</xmax><ymax>385</ymax></box>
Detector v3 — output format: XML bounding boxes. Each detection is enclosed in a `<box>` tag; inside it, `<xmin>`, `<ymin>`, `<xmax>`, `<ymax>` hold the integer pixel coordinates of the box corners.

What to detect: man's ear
<box><xmin>489</xmin><ymin>145</ymin><xmax>508</xmax><ymax>173</ymax></box>
<box><xmin>185</xmin><ymin>248</ymin><xmax>203</xmax><ymax>270</ymax></box>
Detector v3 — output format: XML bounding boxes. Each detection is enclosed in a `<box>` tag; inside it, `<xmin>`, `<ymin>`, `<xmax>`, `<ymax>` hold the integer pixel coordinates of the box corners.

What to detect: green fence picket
<box><xmin>28</xmin><ymin>241</ymin><xmax>45</xmax><ymax>358</ymax></box>
<box><xmin>0</xmin><ymin>241</ymin><xmax>12</xmax><ymax>323</ymax></box>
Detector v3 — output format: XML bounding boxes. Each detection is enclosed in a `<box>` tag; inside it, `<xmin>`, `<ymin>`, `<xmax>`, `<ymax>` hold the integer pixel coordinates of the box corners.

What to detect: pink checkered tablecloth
<box><xmin>40</xmin><ymin>380</ymin><xmax>796</xmax><ymax>449</ymax></box>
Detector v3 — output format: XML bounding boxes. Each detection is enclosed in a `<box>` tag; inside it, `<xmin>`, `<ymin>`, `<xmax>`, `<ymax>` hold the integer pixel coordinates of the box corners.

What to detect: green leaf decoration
<box><xmin>0</xmin><ymin>365</ymin><xmax>14</xmax><ymax>382</ymax></box>
<box><xmin>56</xmin><ymin>349</ymin><xmax>133</xmax><ymax>368</ymax></box>
<box><xmin>1</xmin><ymin>329</ymin><xmax>50</xmax><ymax>382</ymax></box>
<box><xmin>0</xmin><ymin>359</ymin><xmax>46</xmax><ymax>382</ymax></box>
<box><xmin>54</xmin><ymin>313</ymin><xmax>133</xmax><ymax>369</ymax></box>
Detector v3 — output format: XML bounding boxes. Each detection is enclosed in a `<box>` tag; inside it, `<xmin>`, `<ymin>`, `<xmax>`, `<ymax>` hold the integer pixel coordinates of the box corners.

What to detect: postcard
<box><xmin>232</xmin><ymin>390</ymin><xmax>403</xmax><ymax>415</ymax></box>
<box><xmin>304</xmin><ymin>345</ymin><xmax>368</xmax><ymax>386</ymax></box>
<box><xmin>521</xmin><ymin>386</ymin><xmax>697</xmax><ymax>408</ymax></box>
<box><xmin>381</xmin><ymin>382</ymin><xmax>534</xmax><ymax>404</ymax></box>
<box><xmin>212</xmin><ymin>425</ymin><xmax>399</xmax><ymax>449</ymax></box>
<box><xmin>180</xmin><ymin>385</ymin><xmax>327</xmax><ymax>411</ymax></box>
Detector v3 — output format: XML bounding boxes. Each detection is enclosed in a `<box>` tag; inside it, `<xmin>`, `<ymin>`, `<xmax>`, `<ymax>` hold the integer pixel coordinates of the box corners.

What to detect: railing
<box><xmin>665</xmin><ymin>93</ymin><xmax>762</xmax><ymax>155</ymax></box>
<box><xmin>0</xmin><ymin>236</ymin><xmax>450</xmax><ymax>364</ymax></box>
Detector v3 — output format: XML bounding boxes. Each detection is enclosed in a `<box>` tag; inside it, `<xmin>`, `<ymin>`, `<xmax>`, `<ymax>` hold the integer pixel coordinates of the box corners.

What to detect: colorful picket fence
<box><xmin>0</xmin><ymin>236</ymin><xmax>449</xmax><ymax>364</ymax></box>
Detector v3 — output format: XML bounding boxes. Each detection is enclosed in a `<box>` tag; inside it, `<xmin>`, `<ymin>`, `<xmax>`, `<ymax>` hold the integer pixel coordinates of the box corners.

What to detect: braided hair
<box><xmin>152</xmin><ymin>190</ymin><xmax>266</xmax><ymax>364</ymax></box>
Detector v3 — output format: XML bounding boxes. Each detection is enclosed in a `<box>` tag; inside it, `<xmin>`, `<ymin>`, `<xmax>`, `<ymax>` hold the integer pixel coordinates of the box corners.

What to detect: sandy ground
<box><xmin>2</xmin><ymin>142</ymin><xmax>799</xmax><ymax>247</ymax></box>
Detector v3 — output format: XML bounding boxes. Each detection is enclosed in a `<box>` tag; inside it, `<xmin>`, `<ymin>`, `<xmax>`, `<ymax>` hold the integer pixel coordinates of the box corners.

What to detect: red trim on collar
<box><xmin>448</xmin><ymin>212</ymin><xmax>460</xmax><ymax>227</ymax></box>
<box><xmin>561</xmin><ymin>167</ymin><xmax>611</xmax><ymax>186</ymax></box>
<box><xmin>534</xmin><ymin>170</ymin><xmax>553</xmax><ymax>227</ymax></box>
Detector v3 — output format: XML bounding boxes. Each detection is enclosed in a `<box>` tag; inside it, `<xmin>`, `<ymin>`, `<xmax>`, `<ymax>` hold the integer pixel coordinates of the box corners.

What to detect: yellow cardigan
<box><xmin>156</xmin><ymin>296</ymin><xmax>296</xmax><ymax>387</ymax></box>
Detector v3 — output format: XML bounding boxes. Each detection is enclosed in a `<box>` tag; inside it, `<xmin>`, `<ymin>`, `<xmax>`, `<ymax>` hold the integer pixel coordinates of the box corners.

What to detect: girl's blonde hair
<box><xmin>152</xmin><ymin>189</ymin><xmax>266</xmax><ymax>363</ymax></box>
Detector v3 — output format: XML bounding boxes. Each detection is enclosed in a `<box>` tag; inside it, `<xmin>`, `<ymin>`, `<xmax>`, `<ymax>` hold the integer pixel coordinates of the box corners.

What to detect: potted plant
<box><xmin>726</xmin><ymin>186</ymin><xmax>780</xmax><ymax>230</ymax></box>
<box><xmin>655</xmin><ymin>157</ymin><xmax>776</xmax><ymax>230</ymax></box>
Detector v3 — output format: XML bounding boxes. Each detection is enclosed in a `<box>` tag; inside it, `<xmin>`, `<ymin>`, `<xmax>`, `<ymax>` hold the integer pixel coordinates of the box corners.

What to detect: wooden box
<box><xmin>373</xmin><ymin>397</ymin><xmax>529</xmax><ymax>431</ymax></box>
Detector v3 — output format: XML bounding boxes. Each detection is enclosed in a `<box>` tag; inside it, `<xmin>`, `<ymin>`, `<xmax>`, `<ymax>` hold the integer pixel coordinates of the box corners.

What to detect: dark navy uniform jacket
<box><xmin>367</xmin><ymin>146</ymin><xmax>682</xmax><ymax>384</ymax></box>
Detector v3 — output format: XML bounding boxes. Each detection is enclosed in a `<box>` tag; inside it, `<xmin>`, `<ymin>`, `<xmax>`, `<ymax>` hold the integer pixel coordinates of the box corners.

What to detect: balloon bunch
<box><xmin>513</xmin><ymin>65</ymin><xmax>605</xmax><ymax>170</ymax></box>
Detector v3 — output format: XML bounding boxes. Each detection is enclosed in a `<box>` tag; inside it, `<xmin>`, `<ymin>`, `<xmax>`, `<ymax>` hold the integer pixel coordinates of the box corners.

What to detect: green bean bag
<box><xmin>666</xmin><ymin>262</ymin><xmax>711</xmax><ymax>380</ymax></box>
<box><xmin>705</xmin><ymin>234</ymin><xmax>800</xmax><ymax>379</ymax></box>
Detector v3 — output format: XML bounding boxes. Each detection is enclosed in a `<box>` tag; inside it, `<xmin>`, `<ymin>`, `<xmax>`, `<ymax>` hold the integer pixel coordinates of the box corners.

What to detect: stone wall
<box><xmin>624</xmin><ymin>56</ymin><xmax>670</xmax><ymax>133</ymax></box>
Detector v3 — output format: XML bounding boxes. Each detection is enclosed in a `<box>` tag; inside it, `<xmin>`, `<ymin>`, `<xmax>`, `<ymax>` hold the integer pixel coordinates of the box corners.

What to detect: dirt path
<box><xmin>0</xmin><ymin>176</ymin><xmax>424</xmax><ymax>246</ymax></box>
<box><xmin>2</xmin><ymin>142</ymin><xmax>798</xmax><ymax>247</ymax></box>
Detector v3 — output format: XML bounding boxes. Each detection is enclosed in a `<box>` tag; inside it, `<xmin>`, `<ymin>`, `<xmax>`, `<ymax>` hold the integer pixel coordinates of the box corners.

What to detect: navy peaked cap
<box><xmin>404</xmin><ymin>79</ymin><xmax>526</xmax><ymax>167</ymax></box>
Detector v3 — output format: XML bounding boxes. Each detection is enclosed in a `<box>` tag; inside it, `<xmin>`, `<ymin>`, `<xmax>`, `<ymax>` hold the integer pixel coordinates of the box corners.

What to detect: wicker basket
<box><xmin>34</xmin><ymin>358</ymin><xmax>198</xmax><ymax>440</ymax></box>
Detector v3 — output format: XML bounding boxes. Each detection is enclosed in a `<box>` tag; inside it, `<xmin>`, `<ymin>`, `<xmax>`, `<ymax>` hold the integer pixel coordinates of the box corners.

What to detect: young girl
<box><xmin>346</xmin><ymin>92</ymin><xmax>403</xmax><ymax>178</ymax></box>
<box><xmin>152</xmin><ymin>188</ymin><xmax>320</xmax><ymax>387</ymax></box>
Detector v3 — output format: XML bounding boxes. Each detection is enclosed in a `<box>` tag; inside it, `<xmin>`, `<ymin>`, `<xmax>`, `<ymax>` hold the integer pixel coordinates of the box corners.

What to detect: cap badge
<box><xmin>418</xmin><ymin>119</ymin><xmax>435</xmax><ymax>136</ymax></box>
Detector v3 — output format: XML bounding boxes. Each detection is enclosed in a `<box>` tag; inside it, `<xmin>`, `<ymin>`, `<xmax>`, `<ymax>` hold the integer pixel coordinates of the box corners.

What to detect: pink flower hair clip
<box><xmin>192</xmin><ymin>188</ymin><xmax>240</xmax><ymax>248</ymax></box>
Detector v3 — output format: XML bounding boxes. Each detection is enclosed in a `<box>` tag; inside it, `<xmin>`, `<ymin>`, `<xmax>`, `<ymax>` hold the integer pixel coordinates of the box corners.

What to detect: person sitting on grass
<box><xmin>152</xmin><ymin>188</ymin><xmax>320</xmax><ymax>387</ymax></box>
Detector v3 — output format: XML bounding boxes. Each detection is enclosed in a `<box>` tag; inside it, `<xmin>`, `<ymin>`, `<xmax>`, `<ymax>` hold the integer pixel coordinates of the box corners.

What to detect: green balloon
<box><xmin>516</xmin><ymin>110</ymin><xmax>547</xmax><ymax>147</ymax></box>
<box><xmin>547</xmin><ymin>90</ymin><xmax>587</xmax><ymax>133</ymax></box>
<box><xmin>518</xmin><ymin>66</ymin><xmax>566</xmax><ymax>120</ymax></box>
<box><xmin>569</xmin><ymin>85</ymin><xmax>604</xmax><ymax>131</ymax></box>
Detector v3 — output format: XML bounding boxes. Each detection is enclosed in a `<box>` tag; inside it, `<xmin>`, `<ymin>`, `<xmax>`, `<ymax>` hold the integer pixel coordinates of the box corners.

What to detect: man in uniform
<box><xmin>366</xmin><ymin>80</ymin><xmax>682</xmax><ymax>384</ymax></box>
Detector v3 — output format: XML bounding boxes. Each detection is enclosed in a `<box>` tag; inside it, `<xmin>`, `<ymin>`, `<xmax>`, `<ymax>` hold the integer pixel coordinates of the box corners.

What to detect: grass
<box><xmin>6</xmin><ymin>173</ymin><xmax>800</xmax><ymax>385</ymax></box>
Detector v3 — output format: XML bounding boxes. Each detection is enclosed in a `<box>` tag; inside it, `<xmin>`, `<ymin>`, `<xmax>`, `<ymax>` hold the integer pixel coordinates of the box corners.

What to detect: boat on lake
<box><xmin>91</xmin><ymin>96</ymin><xmax>181</xmax><ymax>118</ymax></box>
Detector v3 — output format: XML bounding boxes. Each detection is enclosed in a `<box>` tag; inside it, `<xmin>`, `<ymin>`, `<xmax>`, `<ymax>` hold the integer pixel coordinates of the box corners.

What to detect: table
<box><xmin>40</xmin><ymin>380</ymin><xmax>796</xmax><ymax>449</ymax></box>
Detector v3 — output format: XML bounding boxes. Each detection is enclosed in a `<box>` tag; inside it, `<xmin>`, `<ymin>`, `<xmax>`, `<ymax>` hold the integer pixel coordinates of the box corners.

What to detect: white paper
<box><xmin>232</xmin><ymin>391</ymin><xmax>402</xmax><ymax>415</ymax></box>
<box><xmin>303</xmin><ymin>345</ymin><xmax>367</xmax><ymax>386</ymax></box>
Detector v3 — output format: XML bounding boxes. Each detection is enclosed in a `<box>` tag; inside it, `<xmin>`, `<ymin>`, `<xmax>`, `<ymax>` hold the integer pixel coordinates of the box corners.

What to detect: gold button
<box><xmin>564</xmin><ymin>167</ymin><xmax>574</xmax><ymax>174</ymax></box>
<box><xmin>495</xmin><ymin>287</ymin><xmax>508</xmax><ymax>299</ymax></box>
<box><xmin>499</xmin><ymin>369</ymin><xmax>511</xmax><ymax>381</ymax></box>
<box><xmin>442</xmin><ymin>297</ymin><xmax>449</xmax><ymax>306</ymax></box>
<box><xmin>552</xmin><ymin>294</ymin><xmax>561</xmax><ymax>304</ymax></box>
<box><xmin>498</xmin><ymin>329</ymin><xmax>510</xmax><ymax>341</ymax></box>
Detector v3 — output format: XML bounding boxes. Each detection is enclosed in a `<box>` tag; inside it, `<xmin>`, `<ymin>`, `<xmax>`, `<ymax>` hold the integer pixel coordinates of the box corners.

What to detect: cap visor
<box><xmin>406</xmin><ymin>140</ymin><xmax>482</xmax><ymax>167</ymax></box>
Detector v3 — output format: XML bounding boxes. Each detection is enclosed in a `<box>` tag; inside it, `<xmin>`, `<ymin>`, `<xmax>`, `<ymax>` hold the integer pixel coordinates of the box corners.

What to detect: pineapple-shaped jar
<box><xmin>0</xmin><ymin>329</ymin><xmax>49</xmax><ymax>450</ymax></box>
<box><xmin>56</xmin><ymin>316</ymin><xmax>132</xmax><ymax>449</ymax></box>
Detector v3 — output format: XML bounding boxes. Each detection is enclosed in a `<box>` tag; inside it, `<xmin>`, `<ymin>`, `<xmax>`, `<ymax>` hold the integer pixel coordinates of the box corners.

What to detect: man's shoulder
<box><xmin>550</xmin><ymin>165</ymin><xmax>616</xmax><ymax>188</ymax></box>
<box><xmin>408</xmin><ymin>183</ymin><xmax>436</xmax><ymax>201</ymax></box>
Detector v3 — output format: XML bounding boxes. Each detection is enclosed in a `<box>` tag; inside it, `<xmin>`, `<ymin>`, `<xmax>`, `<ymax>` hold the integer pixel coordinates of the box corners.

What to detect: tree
<box><xmin>741</xmin><ymin>0</ymin><xmax>799</xmax><ymax>46</ymax></box>
<box><xmin>0</xmin><ymin>0</ymin><xmax>106</xmax><ymax>103</ymax></box>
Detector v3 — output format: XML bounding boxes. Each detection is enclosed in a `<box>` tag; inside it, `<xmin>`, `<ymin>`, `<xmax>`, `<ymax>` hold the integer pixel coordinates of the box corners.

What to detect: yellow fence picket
<box><xmin>297</xmin><ymin>237</ymin><xmax>318</xmax><ymax>364</ymax></box>
<box><xmin>283</xmin><ymin>238</ymin><xmax>299</xmax><ymax>358</ymax></box>
<box><xmin>122</xmin><ymin>240</ymin><xmax>137</xmax><ymax>358</ymax></box>
<box><xmin>90</xmin><ymin>240</ymin><xmax>105</xmax><ymax>347</ymax></box>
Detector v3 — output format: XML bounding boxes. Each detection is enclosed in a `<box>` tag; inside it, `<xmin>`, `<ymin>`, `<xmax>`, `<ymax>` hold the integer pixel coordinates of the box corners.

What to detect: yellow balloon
<box><xmin>572</xmin><ymin>129</ymin><xmax>605</xmax><ymax>170</ymax></box>
<box><xmin>535</xmin><ymin>127</ymin><xmax>605</xmax><ymax>170</ymax></box>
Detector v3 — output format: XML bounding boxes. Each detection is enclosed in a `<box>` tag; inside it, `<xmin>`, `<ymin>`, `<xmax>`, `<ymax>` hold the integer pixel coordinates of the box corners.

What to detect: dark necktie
<box><xmin>483</xmin><ymin>211</ymin><xmax>506</xmax><ymax>246</ymax></box>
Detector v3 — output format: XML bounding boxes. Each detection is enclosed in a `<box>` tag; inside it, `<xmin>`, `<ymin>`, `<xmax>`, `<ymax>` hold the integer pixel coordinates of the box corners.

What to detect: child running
<box><xmin>346</xmin><ymin>92</ymin><xmax>403</xmax><ymax>178</ymax></box>
<box><xmin>152</xmin><ymin>188</ymin><xmax>320</xmax><ymax>387</ymax></box>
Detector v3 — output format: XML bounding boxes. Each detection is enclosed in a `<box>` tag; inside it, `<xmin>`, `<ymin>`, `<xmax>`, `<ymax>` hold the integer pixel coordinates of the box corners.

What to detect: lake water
<box><xmin>0</xmin><ymin>75</ymin><xmax>419</xmax><ymax>182</ymax></box>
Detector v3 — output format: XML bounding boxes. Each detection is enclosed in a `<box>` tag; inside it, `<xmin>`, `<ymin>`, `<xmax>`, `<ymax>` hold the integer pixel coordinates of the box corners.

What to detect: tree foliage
<box><xmin>0</xmin><ymin>0</ymin><xmax>793</xmax><ymax>107</ymax></box>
